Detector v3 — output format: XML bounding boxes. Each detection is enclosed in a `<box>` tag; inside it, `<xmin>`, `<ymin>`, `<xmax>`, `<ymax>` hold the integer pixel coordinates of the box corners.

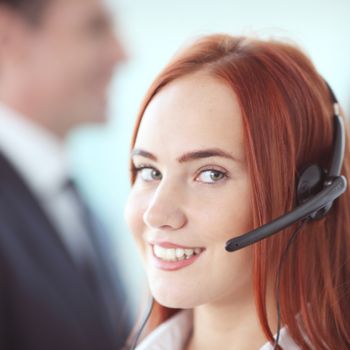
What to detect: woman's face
<box><xmin>125</xmin><ymin>72</ymin><xmax>254</xmax><ymax>309</ymax></box>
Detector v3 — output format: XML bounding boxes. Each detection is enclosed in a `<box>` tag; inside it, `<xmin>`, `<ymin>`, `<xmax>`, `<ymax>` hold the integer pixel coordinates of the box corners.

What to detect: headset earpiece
<box><xmin>296</xmin><ymin>164</ymin><xmax>324</xmax><ymax>204</ymax></box>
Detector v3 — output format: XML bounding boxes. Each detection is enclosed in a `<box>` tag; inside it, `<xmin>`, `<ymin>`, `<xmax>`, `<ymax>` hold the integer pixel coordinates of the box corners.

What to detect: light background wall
<box><xmin>67</xmin><ymin>0</ymin><xmax>350</xmax><ymax>315</ymax></box>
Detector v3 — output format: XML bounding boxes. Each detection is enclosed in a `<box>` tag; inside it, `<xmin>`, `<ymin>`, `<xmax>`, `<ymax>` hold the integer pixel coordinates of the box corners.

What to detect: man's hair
<box><xmin>0</xmin><ymin>0</ymin><xmax>49</xmax><ymax>23</ymax></box>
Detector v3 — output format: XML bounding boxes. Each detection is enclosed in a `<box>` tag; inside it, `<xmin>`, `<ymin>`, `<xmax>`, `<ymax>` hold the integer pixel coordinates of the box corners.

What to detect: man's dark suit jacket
<box><xmin>0</xmin><ymin>152</ymin><xmax>131</xmax><ymax>350</ymax></box>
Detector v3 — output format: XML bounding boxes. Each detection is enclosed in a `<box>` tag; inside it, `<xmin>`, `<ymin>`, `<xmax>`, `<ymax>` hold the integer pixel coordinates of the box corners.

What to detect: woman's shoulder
<box><xmin>135</xmin><ymin>309</ymin><xmax>193</xmax><ymax>350</ymax></box>
<box><xmin>135</xmin><ymin>309</ymin><xmax>302</xmax><ymax>350</ymax></box>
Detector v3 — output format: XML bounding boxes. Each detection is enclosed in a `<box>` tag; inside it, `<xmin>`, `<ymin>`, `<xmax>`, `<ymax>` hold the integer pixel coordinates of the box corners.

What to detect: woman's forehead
<box><xmin>135</xmin><ymin>73</ymin><xmax>245</xmax><ymax>159</ymax></box>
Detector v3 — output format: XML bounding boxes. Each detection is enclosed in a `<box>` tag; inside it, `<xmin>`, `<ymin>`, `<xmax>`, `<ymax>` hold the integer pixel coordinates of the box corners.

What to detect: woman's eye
<box><xmin>196</xmin><ymin>169</ymin><xmax>227</xmax><ymax>184</ymax></box>
<box><xmin>135</xmin><ymin>167</ymin><xmax>162</xmax><ymax>182</ymax></box>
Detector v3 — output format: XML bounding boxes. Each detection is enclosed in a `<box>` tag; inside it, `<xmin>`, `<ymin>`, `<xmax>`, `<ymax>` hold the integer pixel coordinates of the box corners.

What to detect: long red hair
<box><xmin>129</xmin><ymin>35</ymin><xmax>350</xmax><ymax>349</ymax></box>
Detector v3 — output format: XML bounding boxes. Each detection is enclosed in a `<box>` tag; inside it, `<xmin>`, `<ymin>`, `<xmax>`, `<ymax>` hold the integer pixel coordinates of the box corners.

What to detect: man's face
<box><xmin>9</xmin><ymin>0</ymin><xmax>125</xmax><ymax>132</ymax></box>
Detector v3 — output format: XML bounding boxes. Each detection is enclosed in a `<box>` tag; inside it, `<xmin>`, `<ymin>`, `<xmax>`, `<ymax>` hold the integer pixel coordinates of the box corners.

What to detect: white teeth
<box><xmin>166</xmin><ymin>249</ymin><xmax>176</xmax><ymax>260</ymax></box>
<box><xmin>153</xmin><ymin>245</ymin><xmax>203</xmax><ymax>262</ymax></box>
<box><xmin>175</xmin><ymin>248</ymin><xmax>185</xmax><ymax>258</ymax></box>
<box><xmin>184</xmin><ymin>249</ymin><xmax>194</xmax><ymax>258</ymax></box>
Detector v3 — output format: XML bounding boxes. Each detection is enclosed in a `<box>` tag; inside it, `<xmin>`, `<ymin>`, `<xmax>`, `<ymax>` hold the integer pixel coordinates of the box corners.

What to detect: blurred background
<box><xmin>67</xmin><ymin>0</ymin><xmax>350</xmax><ymax>317</ymax></box>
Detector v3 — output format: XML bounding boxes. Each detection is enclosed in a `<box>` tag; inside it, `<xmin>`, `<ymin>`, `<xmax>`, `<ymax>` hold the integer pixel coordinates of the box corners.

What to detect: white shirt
<box><xmin>0</xmin><ymin>102</ymin><xmax>95</xmax><ymax>266</ymax></box>
<box><xmin>136</xmin><ymin>310</ymin><xmax>301</xmax><ymax>350</ymax></box>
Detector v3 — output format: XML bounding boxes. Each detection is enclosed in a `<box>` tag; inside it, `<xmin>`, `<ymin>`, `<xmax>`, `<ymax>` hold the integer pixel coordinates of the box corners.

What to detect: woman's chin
<box><xmin>153</xmin><ymin>296</ymin><xmax>194</xmax><ymax>309</ymax></box>
<box><xmin>150</xmin><ymin>287</ymin><xmax>207</xmax><ymax>309</ymax></box>
<box><xmin>150</xmin><ymin>287</ymin><xmax>198</xmax><ymax>309</ymax></box>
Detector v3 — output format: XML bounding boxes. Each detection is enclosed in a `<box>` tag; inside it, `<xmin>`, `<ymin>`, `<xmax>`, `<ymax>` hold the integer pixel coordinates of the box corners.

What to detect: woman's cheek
<box><xmin>191</xmin><ymin>183</ymin><xmax>252</xmax><ymax>243</ymax></box>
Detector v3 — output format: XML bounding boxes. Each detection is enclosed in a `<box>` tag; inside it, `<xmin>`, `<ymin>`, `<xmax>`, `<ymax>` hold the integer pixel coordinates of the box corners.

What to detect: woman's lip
<box><xmin>149</xmin><ymin>241</ymin><xmax>205</xmax><ymax>249</ymax></box>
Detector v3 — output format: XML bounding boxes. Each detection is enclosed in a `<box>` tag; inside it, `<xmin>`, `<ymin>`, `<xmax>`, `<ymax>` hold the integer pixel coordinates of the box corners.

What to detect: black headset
<box><xmin>225</xmin><ymin>82</ymin><xmax>347</xmax><ymax>252</ymax></box>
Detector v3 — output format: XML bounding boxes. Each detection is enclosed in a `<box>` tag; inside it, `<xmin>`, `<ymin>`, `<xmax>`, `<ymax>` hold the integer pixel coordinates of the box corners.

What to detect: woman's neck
<box><xmin>185</xmin><ymin>289</ymin><xmax>278</xmax><ymax>350</ymax></box>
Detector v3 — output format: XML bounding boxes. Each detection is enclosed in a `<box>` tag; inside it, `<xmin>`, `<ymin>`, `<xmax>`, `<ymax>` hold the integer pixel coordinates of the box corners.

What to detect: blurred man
<box><xmin>0</xmin><ymin>0</ymin><xmax>130</xmax><ymax>349</ymax></box>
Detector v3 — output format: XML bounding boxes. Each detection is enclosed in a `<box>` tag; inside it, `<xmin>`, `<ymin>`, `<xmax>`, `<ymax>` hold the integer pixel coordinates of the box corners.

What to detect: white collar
<box><xmin>136</xmin><ymin>310</ymin><xmax>193</xmax><ymax>350</ymax></box>
<box><xmin>0</xmin><ymin>102</ymin><xmax>69</xmax><ymax>198</ymax></box>
<box><xmin>136</xmin><ymin>309</ymin><xmax>301</xmax><ymax>350</ymax></box>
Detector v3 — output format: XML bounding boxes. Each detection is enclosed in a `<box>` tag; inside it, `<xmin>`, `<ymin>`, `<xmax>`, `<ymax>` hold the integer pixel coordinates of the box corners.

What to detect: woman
<box><xmin>124</xmin><ymin>34</ymin><xmax>350</xmax><ymax>349</ymax></box>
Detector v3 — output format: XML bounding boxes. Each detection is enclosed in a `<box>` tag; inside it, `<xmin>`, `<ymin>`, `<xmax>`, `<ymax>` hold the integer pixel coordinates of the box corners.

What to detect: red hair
<box><xmin>129</xmin><ymin>35</ymin><xmax>350</xmax><ymax>349</ymax></box>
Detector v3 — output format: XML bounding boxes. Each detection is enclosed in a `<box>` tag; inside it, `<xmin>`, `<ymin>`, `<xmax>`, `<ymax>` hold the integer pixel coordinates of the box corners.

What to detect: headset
<box><xmin>225</xmin><ymin>82</ymin><xmax>347</xmax><ymax>253</ymax></box>
<box><xmin>224</xmin><ymin>82</ymin><xmax>347</xmax><ymax>349</ymax></box>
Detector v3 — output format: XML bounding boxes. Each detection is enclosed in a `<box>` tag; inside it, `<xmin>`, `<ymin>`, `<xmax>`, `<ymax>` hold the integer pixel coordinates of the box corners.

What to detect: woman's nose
<box><xmin>143</xmin><ymin>183</ymin><xmax>187</xmax><ymax>231</ymax></box>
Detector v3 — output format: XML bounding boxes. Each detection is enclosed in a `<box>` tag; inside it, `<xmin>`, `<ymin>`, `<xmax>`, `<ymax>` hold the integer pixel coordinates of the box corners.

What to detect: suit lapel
<box><xmin>0</xmin><ymin>151</ymin><xmax>118</xmax><ymax>342</ymax></box>
<box><xmin>79</xmin><ymin>198</ymin><xmax>130</xmax><ymax>336</ymax></box>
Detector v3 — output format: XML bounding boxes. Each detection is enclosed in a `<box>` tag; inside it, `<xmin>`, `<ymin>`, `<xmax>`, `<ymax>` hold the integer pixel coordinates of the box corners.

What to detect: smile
<box><xmin>149</xmin><ymin>243</ymin><xmax>205</xmax><ymax>271</ymax></box>
<box><xmin>153</xmin><ymin>244</ymin><xmax>203</xmax><ymax>262</ymax></box>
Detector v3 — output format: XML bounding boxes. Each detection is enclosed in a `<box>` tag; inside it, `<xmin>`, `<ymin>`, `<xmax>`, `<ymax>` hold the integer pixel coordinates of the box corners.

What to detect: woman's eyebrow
<box><xmin>131</xmin><ymin>149</ymin><xmax>157</xmax><ymax>161</ymax></box>
<box><xmin>131</xmin><ymin>148</ymin><xmax>240</xmax><ymax>163</ymax></box>
<box><xmin>177</xmin><ymin>148</ymin><xmax>240</xmax><ymax>163</ymax></box>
